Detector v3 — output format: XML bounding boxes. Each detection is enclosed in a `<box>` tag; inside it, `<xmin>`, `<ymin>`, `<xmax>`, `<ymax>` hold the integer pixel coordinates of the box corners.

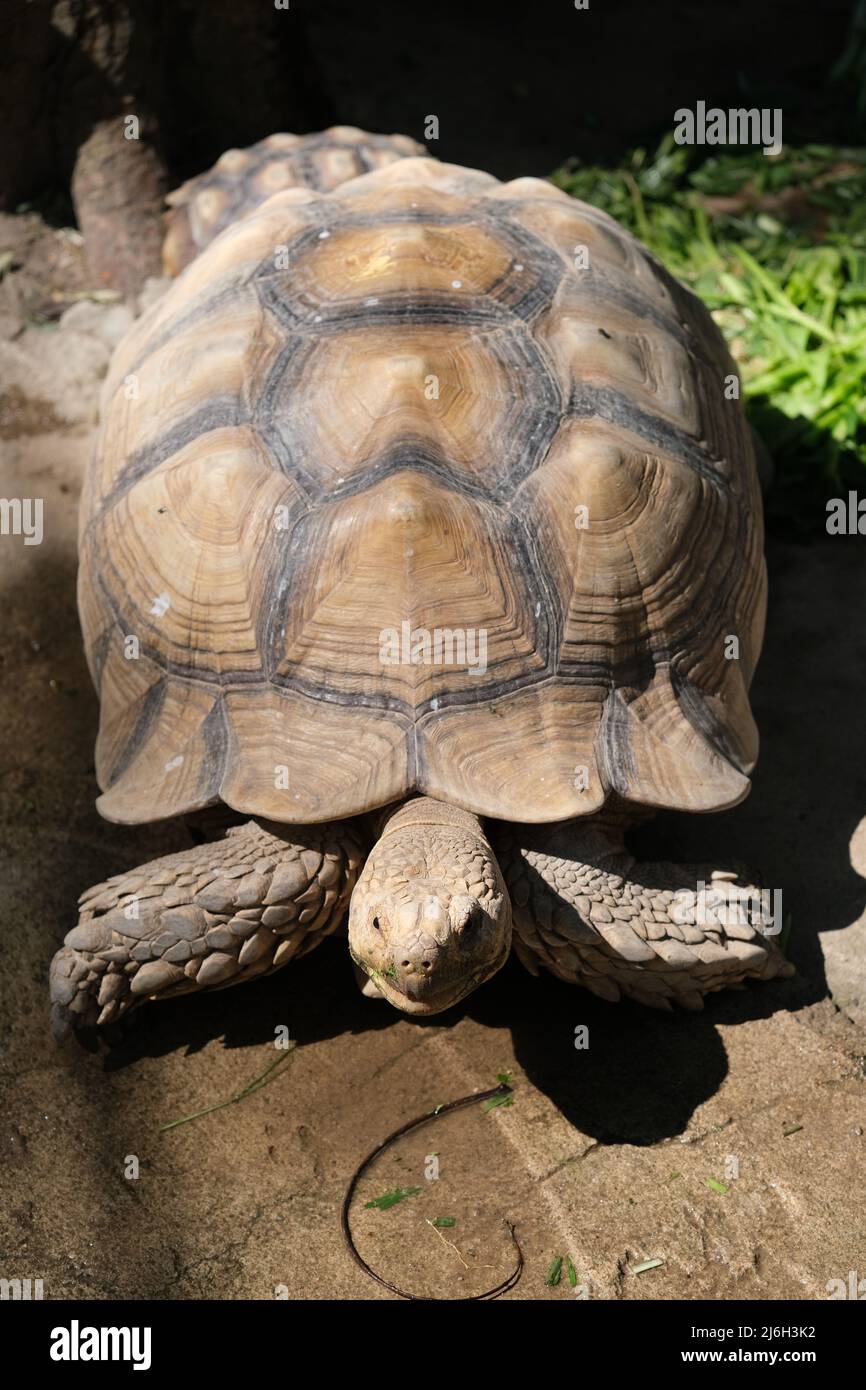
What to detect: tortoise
<box><xmin>49</xmin><ymin>151</ymin><xmax>793</xmax><ymax>1039</ymax></box>
<box><xmin>162</xmin><ymin>126</ymin><xmax>427</xmax><ymax>275</ymax></box>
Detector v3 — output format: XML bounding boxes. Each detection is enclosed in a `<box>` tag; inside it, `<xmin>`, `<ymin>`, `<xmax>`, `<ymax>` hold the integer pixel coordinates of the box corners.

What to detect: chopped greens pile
<box><xmin>550</xmin><ymin>137</ymin><xmax>866</xmax><ymax>532</ymax></box>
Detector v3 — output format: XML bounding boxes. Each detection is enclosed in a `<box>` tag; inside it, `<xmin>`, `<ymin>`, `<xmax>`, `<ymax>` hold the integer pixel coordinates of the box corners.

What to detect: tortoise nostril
<box><xmin>422</xmin><ymin>960</ymin><xmax>431</xmax><ymax>969</ymax></box>
<box><xmin>401</xmin><ymin>959</ymin><xmax>410</xmax><ymax>967</ymax></box>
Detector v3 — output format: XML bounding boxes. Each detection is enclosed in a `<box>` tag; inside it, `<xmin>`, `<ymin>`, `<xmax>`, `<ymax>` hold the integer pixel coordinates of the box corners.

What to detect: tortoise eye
<box><xmin>372</xmin><ymin>916</ymin><xmax>382</xmax><ymax>932</ymax></box>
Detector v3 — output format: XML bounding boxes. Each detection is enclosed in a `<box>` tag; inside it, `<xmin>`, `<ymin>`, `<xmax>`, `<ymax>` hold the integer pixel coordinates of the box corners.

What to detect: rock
<box><xmin>71</xmin><ymin>120</ymin><xmax>167</xmax><ymax>299</ymax></box>
<box><xmin>0</xmin><ymin>330</ymin><xmax>109</xmax><ymax>427</ymax></box>
<box><xmin>136</xmin><ymin>276</ymin><xmax>171</xmax><ymax>316</ymax></box>
<box><xmin>58</xmin><ymin>298</ymin><xmax>134</xmax><ymax>347</ymax></box>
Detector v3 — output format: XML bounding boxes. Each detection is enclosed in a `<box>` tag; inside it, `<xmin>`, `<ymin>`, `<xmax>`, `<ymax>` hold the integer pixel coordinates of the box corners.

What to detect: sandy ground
<box><xmin>0</xmin><ymin>213</ymin><xmax>864</xmax><ymax>1301</ymax></box>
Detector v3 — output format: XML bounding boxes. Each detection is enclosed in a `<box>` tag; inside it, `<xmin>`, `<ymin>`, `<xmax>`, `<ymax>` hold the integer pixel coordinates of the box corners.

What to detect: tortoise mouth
<box><xmin>350</xmin><ymin>943</ymin><xmax>510</xmax><ymax>1015</ymax></box>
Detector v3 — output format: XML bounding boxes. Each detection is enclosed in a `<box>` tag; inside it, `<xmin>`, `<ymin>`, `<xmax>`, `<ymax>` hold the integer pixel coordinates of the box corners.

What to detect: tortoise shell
<box><xmin>162</xmin><ymin>126</ymin><xmax>427</xmax><ymax>274</ymax></box>
<box><xmin>80</xmin><ymin>157</ymin><xmax>766</xmax><ymax>827</ymax></box>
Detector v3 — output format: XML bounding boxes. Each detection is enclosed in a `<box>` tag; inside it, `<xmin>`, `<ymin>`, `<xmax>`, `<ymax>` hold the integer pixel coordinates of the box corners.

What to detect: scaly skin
<box><xmin>348</xmin><ymin>798</ymin><xmax>511</xmax><ymax>1014</ymax></box>
<box><xmin>50</xmin><ymin>799</ymin><xmax>793</xmax><ymax>1034</ymax></box>
<box><xmin>493</xmin><ymin>817</ymin><xmax>794</xmax><ymax>1010</ymax></box>
<box><xmin>49</xmin><ymin>820</ymin><xmax>363</xmax><ymax>1038</ymax></box>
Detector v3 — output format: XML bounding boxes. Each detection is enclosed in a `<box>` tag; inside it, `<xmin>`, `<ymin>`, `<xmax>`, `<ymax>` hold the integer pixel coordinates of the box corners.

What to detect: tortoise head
<box><xmin>348</xmin><ymin>798</ymin><xmax>511</xmax><ymax>1014</ymax></box>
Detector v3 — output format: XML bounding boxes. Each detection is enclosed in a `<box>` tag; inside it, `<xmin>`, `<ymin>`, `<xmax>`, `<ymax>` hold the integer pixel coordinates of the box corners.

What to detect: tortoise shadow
<box><xmin>98</xmin><ymin>938</ymin><xmax>403</xmax><ymax>1068</ymax></box>
<box><xmin>97</xmin><ymin>936</ymin><xmax>806</xmax><ymax>1144</ymax></box>
<box><xmin>472</xmin><ymin>961</ymin><xmax>803</xmax><ymax>1144</ymax></box>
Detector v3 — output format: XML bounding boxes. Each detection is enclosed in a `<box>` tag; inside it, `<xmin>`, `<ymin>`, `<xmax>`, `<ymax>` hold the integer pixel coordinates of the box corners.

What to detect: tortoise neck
<box><xmin>374</xmin><ymin>796</ymin><xmax>487</xmax><ymax>843</ymax></box>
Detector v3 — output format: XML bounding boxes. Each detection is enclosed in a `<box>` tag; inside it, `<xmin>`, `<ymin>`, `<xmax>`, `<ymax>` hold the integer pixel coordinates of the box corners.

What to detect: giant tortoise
<box><xmin>49</xmin><ymin>139</ymin><xmax>792</xmax><ymax>1038</ymax></box>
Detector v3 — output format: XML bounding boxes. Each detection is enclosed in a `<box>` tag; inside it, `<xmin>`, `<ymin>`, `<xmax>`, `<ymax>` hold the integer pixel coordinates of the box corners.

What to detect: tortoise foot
<box><xmin>50</xmin><ymin>819</ymin><xmax>362</xmax><ymax>1039</ymax></box>
<box><xmin>496</xmin><ymin>821</ymin><xmax>794</xmax><ymax>1010</ymax></box>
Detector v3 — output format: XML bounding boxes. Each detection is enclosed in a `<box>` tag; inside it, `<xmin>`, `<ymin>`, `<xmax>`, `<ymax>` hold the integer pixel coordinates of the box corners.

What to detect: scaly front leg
<box><xmin>493</xmin><ymin>818</ymin><xmax>793</xmax><ymax>1010</ymax></box>
<box><xmin>50</xmin><ymin>819</ymin><xmax>363</xmax><ymax>1038</ymax></box>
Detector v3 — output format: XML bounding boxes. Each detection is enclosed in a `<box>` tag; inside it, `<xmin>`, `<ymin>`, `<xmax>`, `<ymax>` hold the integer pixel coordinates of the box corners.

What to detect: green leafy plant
<box><xmin>545</xmin><ymin>1256</ymin><xmax>563</xmax><ymax>1286</ymax></box>
<box><xmin>550</xmin><ymin>137</ymin><xmax>866</xmax><ymax>530</ymax></box>
<box><xmin>364</xmin><ymin>1186</ymin><xmax>422</xmax><ymax>1211</ymax></box>
<box><xmin>159</xmin><ymin>1044</ymin><xmax>297</xmax><ymax>1132</ymax></box>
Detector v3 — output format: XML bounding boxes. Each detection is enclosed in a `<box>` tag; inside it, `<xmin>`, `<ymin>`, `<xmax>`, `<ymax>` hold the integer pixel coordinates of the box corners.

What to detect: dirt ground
<box><xmin>0</xmin><ymin>212</ymin><xmax>864</xmax><ymax>1302</ymax></box>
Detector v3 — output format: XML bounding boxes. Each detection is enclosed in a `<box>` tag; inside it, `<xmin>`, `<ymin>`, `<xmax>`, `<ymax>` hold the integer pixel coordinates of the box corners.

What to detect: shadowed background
<box><xmin>2</xmin><ymin>0</ymin><xmax>860</xmax><ymax>207</ymax></box>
